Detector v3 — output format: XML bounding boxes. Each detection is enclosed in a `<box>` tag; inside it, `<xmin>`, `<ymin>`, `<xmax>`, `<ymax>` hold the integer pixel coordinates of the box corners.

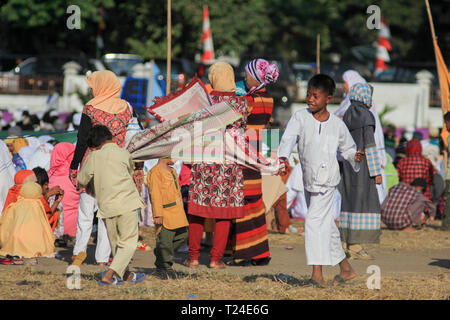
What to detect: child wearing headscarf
<box><xmin>48</xmin><ymin>142</ymin><xmax>80</xmax><ymax>237</ymax></box>
<box><xmin>335</xmin><ymin>70</ymin><xmax>387</xmax><ymax>204</ymax></box>
<box><xmin>0</xmin><ymin>182</ymin><xmax>55</xmax><ymax>258</ymax></box>
<box><xmin>70</xmin><ymin>70</ymin><xmax>135</xmax><ymax>266</ymax></box>
<box><xmin>2</xmin><ymin>170</ymin><xmax>37</xmax><ymax>215</ymax></box>
<box><xmin>339</xmin><ymin>83</ymin><xmax>383</xmax><ymax>260</ymax></box>
<box><xmin>184</xmin><ymin>61</ymin><xmax>248</xmax><ymax>269</ymax></box>
<box><xmin>229</xmin><ymin>58</ymin><xmax>279</xmax><ymax>266</ymax></box>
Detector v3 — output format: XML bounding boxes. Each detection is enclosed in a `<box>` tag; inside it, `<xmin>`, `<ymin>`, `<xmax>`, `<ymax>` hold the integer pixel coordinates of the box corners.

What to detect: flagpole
<box><xmin>425</xmin><ymin>0</ymin><xmax>437</xmax><ymax>43</ymax></box>
<box><xmin>166</xmin><ymin>0</ymin><xmax>172</xmax><ymax>95</ymax></box>
<box><xmin>425</xmin><ymin>0</ymin><xmax>449</xmax><ymax>171</ymax></box>
<box><xmin>316</xmin><ymin>34</ymin><xmax>320</xmax><ymax>74</ymax></box>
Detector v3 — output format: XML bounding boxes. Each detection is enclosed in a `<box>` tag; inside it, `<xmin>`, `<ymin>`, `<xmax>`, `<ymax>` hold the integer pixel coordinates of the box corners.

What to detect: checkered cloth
<box><xmin>365</xmin><ymin>145</ymin><xmax>383</xmax><ymax>177</ymax></box>
<box><xmin>340</xmin><ymin>211</ymin><xmax>380</xmax><ymax>230</ymax></box>
<box><xmin>380</xmin><ymin>182</ymin><xmax>419</xmax><ymax>229</ymax></box>
<box><xmin>396</xmin><ymin>155</ymin><xmax>434</xmax><ymax>200</ymax></box>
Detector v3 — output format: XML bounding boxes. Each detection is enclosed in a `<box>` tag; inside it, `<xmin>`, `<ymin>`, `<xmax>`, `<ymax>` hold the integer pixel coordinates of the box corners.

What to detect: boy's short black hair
<box><xmin>33</xmin><ymin>167</ymin><xmax>49</xmax><ymax>186</ymax></box>
<box><xmin>307</xmin><ymin>74</ymin><xmax>336</xmax><ymax>96</ymax></box>
<box><xmin>87</xmin><ymin>125</ymin><xmax>113</xmax><ymax>148</ymax></box>
<box><xmin>444</xmin><ymin>111</ymin><xmax>450</xmax><ymax>122</ymax></box>
<box><xmin>411</xmin><ymin>178</ymin><xmax>427</xmax><ymax>190</ymax></box>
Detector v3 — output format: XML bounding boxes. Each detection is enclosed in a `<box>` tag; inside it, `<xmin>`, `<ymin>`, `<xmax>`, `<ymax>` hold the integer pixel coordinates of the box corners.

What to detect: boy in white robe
<box><xmin>278</xmin><ymin>74</ymin><xmax>364</xmax><ymax>287</ymax></box>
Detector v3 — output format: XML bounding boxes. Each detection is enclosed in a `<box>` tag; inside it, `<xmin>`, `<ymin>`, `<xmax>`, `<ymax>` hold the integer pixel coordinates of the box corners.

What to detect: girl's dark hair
<box><xmin>87</xmin><ymin>125</ymin><xmax>113</xmax><ymax>148</ymax></box>
<box><xmin>307</xmin><ymin>74</ymin><xmax>336</xmax><ymax>96</ymax></box>
<box><xmin>444</xmin><ymin>111</ymin><xmax>450</xmax><ymax>122</ymax></box>
<box><xmin>32</xmin><ymin>167</ymin><xmax>49</xmax><ymax>186</ymax></box>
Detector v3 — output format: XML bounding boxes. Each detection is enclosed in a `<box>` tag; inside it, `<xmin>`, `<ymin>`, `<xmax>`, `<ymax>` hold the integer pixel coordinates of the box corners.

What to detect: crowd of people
<box><xmin>0</xmin><ymin>60</ymin><xmax>449</xmax><ymax>288</ymax></box>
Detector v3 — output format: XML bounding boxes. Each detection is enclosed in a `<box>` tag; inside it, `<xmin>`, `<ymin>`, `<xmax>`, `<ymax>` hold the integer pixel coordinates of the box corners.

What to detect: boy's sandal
<box><xmin>137</xmin><ymin>242</ymin><xmax>151</xmax><ymax>251</ymax></box>
<box><xmin>305</xmin><ymin>279</ymin><xmax>326</xmax><ymax>289</ymax></box>
<box><xmin>71</xmin><ymin>252</ymin><xmax>87</xmax><ymax>266</ymax></box>
<box><xmin>127</xmin><ymin>272</ymin><xmax>146</xmax><ymax>285</ymax></box>
<box><xmin>333</xmin><ymin>275</ymin><xmax>354</xmax><ymax>287</ymax></box>
<box><xmin>183</xmin><ymin>259</ymin><xmax>199</xmax><ymax>268</ymax></box>
<box><xmin>0</xmin><ymin>256</ymin><xmax>13</xmax><ymax>265</ymax></box>
<box><xmin>9</xmin><ymin>255</ymin><xmax>24</xmax><ymax>265</ymax></box>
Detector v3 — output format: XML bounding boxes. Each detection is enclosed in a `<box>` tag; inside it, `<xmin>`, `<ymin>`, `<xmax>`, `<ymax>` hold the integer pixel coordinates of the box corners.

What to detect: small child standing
<box><xmin>78</xmin><ymin>125</ymin><xmax>146</xmax><ymax>286</ymax></box>
<box><xmin>147</xmin><ymin>158</ymin><xmax>188</xmax><ymax>273</ymax></box>
<box><xmin>277</xmin><ymin>74</ymin><xmax>364</xmax><ymax>287</ymax></box>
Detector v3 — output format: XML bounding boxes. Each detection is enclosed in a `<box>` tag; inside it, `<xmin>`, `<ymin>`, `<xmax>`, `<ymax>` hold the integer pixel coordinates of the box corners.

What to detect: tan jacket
<box><xmin>147</xmin><ymin>165</ymin><xmax>188</xmax><ymax>231</ymax></box>
<box><xmin>78</xmin><ymin>142</ymin><xmax>145</xmax><ymax>219</ymax></box>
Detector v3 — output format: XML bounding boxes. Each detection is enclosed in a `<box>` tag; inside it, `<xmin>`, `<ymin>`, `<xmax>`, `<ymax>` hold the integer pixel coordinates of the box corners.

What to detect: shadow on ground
<box><xmin>242</xmin><ymin>273</ymin><xmax>312</xmax><ymax>287</ymax></box>
<box><xmin>429</xmin><ymin>259</ymin><xmax>450</xmax><ymax>269</ymax></box>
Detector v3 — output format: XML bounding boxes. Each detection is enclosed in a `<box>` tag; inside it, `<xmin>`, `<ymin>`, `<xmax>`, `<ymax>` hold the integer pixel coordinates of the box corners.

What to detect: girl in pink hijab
<box><xmin>48</xmin><ymin>143</ymin><xmax>80</xmax><ymax>237</ymax></box>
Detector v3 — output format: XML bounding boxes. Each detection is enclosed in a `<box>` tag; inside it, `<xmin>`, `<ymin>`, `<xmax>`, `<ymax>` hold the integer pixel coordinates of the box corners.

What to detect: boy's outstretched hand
<box><xmin>354</xmin><ymin>150</ymin><xmax>365</xmax><ymax>162</ymax></box>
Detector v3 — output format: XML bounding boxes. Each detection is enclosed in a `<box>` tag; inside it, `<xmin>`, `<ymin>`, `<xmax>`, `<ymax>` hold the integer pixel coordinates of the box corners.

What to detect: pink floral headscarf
<box><xmin>245</xmin><ymin>59</ymin><xmax>279</xmax><ymax>94</ymax></box>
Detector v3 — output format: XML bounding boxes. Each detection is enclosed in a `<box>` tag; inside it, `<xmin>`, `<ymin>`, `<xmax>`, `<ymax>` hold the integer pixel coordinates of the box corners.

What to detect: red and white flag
<box><xmin>374</xmin><ymin>16</ymin><xmax>391</xmax><ymax>76</ymax></box>
<box><xmin>201</xmin><ymin>5</ymin><xmax>214</xmax><ymax>64</ymax></box>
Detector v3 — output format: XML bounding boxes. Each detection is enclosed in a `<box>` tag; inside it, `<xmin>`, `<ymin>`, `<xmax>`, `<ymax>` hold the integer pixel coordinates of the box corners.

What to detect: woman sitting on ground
<box><xmin>0</xmin><ymin>182</ymin><xmax>55</xmax><ymax>259</ymax></box>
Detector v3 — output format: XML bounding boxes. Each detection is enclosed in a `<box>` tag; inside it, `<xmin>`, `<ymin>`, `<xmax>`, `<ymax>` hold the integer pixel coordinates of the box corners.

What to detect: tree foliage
<box><xmin>0</xmin><ymin>0</ymin><xmax>448</xmax><ymax>64</ymax></box>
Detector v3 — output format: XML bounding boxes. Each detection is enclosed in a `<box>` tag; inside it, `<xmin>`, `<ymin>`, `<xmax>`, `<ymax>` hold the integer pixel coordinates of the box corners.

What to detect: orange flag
<box><xmin>435</xmin><ymin>41</ymin><xmax>450</xmax><ymax>146</ymax></box>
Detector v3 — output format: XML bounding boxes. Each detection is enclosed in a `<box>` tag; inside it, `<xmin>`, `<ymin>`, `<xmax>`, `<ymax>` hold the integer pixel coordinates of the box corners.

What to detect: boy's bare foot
<box><xmin>101</xmin><ymin>269</ymin><xmax>118</xmax><ymax>284</ymax></box>
<box><xmin>337</xmin><ymin>258</ymin><xmax>356</xmax><ymax>285</ymax></box>
<box><xmin>311</xmin><ymin>265</ymin><xmax>325</xmax><ymax>286</ymax></box>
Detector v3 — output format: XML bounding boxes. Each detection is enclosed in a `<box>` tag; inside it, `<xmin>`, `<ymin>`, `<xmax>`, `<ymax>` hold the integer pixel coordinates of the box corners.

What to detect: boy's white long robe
<box><xmin>278</xmin><ymin>108</ymin><xmax>360</xmax><ymax>265</ymax></box>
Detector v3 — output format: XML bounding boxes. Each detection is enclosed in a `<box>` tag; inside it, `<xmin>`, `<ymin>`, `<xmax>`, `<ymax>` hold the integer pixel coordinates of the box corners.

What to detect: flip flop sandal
<box><xmin>71</xmin><ymin>252</ymin><xmax>87</xmax><ymax>266</ymax></box>
<box><xmin>98</xmin><ymin>277</ymin><xmax>123</xmax><ymax>286</ymax></box>
<box><xmin>127</xmin><ymin>272</ymin><xmax>146</xmax><ymax>285</ymax></box>
<box><xmin>0</xmin><ymin>256</ymin><xmax>13</xmax><ymax>265</ymax></box>
<box><xmin>333</xmin><ymin>275</ymin><xmax>346</xmax><ymax>287</ymax></box>
<box><xmin>349</xmin><ymin>249</ymin><xmax>374</xmax><ymax>260</ymax></box>
<box><xmin>98</xmin><ymin>273</ymin><xmax>123</xmax><ymax>286</ymax></box>
<box><xmin>9</xmin><ymin>256</ymin><xmax>24</xmax><ymax>265</ymax></box>
<box><xmin>305</xmin><ymin>279</ymin><xmax>326</xmax><ymax>289</ymax></box>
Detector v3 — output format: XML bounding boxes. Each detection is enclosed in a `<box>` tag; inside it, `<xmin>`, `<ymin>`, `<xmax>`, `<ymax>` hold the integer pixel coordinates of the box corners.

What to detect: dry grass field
<box><xmin>0</xmin><ymin>220</ymin><xmax>448</xmax><ymax>300</ymax></box>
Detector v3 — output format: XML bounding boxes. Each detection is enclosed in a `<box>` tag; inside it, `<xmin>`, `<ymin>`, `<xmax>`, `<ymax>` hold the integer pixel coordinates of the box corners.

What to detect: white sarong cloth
<box><xmin>304</xmin><ymin>187</ymin><xmax>346</xmax><ymax>266</ymax></box>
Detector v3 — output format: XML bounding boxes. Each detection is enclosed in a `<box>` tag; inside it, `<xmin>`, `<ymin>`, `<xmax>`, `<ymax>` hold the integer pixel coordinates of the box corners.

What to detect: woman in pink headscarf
<box><xmin>48</xmin><ymin>142</ymin><xmax>80</xmax><ymax>237</ymax></box>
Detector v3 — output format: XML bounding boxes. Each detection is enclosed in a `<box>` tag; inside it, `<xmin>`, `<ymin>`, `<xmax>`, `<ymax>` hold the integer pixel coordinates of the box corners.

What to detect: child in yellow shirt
<box><xmin>147</xmin><ymin>158</ymin><xmax>188</xmax><ymax>273</ymax></box>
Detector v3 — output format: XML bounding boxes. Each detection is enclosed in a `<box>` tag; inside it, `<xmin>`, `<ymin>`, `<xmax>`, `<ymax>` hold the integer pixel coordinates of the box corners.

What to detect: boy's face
<box><xmin>306</xmin><ymin>87</ymin><xmax>331</xmax><ymax>114</ymax></box>
<box><xmin>42</xmin><ymin>182</ymin><xmax>49</xmax><ymax>195</ymax></box>
<box><xmin>413</xmin><ymin>185</ymin><xmax>425</xmax><ymax>194</ymax></box>
<box><xmin>245</xmin><ymin>72</ymin><xmax>260</xmax><ymax>89</ymax></box>
<box><xmin>445</xmin><ymin>120</ymin><xmax>450</xmax><ymax>132</ymax></box>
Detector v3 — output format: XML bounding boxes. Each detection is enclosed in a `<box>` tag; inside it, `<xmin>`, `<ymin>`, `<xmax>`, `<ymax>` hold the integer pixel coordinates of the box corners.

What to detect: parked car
<box><xmin>237</xmin><ymin>55</ymin><xmax>297</xmax><ymax>108</ymax></box>
<box><xmin>1</xmin><ymin>54</ymin><xmax>105</xmax><ymax>94</ymax></box>
<box><xmin>8</xmin><ymin>54</ymin><xmax>98</xmax><ymax>77</ymax></box>
<box><xmin>102</xmin><ymin>53</ymin><xmax>143</xmax><ymax>77</ymax></box>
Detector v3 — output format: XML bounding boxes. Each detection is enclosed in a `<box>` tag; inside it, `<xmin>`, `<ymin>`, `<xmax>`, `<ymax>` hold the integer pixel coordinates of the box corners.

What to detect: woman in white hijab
<box><xmin>0</xmin><ymin>140</ymin><xmax>16</xmax><ymax>213</ymax></box>
<box><xmin>335</xmin><ymin>70</ymin><xmax>388</xmax><ymax>204</ymax></box>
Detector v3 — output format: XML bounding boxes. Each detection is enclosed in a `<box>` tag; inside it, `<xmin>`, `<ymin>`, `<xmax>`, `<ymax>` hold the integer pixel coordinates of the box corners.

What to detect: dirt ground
<box><xmin>0</xmin><ymin>220</ymin><xmax>449</xmax><ymax>300</ymax></box>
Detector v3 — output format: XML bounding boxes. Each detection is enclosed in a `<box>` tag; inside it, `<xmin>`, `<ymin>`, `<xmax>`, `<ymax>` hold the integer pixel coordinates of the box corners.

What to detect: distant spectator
<box><xmin>396</xmin><ymin>139</ymin><xmax>435</xmax><ymax>201</ymax></box>
<box><xmin>381</xmin><ymin>178</ymin><xmax>436</xmax><ymax>231</ymax></box>
<box><xmin>384</xmin><ymin>124</ymin><xmax>397</xmax><ymax>160</ymax></box>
